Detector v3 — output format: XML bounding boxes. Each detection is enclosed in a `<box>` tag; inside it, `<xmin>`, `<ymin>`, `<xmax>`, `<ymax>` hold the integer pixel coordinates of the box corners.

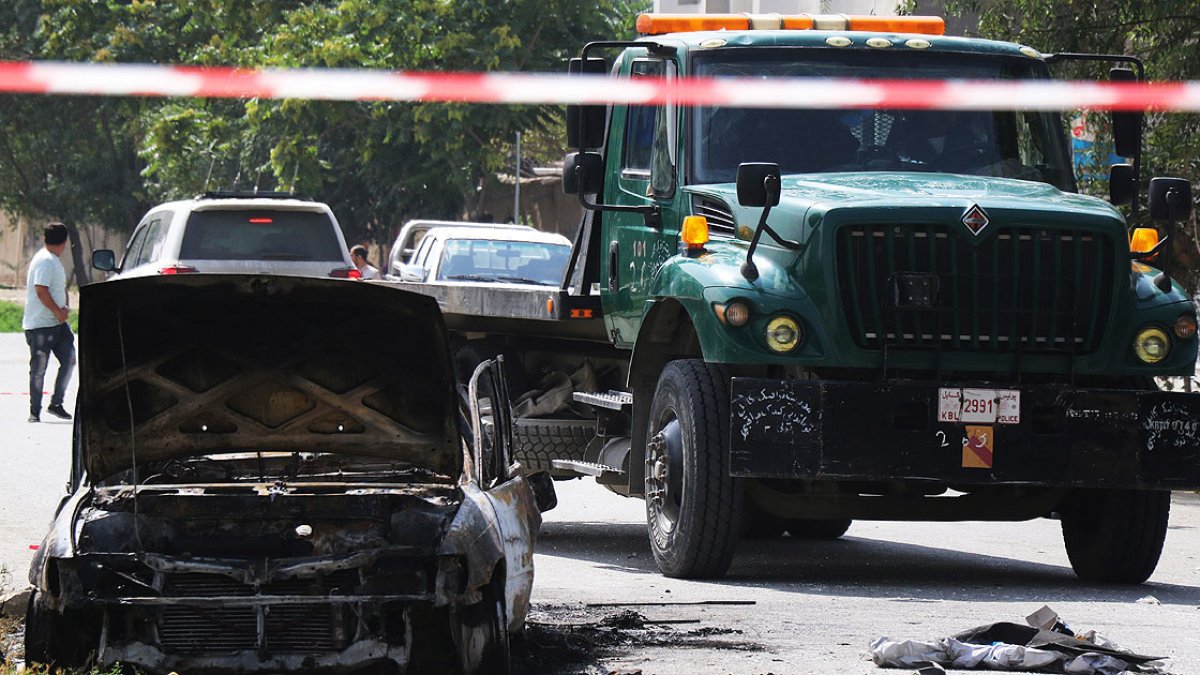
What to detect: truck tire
<box><xmin>511</xmin><ymin>418</ymin><xmax>594</xmax><ymax>475</ymax></box>
<box><xmin>645</xmin><ymin>360</ymin><xmax>743</xmax><ymax>579</ymax></box>
<box><xmin>786</xmin><ymin>518</ymin><xmax>852</xmax><ymax>540</ymax></box>
<box><xmin>1060</xmin><ymin>488</ymin><xmax>1170</xmax><ymax>584</ymax></box>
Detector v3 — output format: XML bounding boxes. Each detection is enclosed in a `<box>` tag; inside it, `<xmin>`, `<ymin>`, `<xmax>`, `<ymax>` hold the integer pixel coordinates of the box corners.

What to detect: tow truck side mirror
<box><xmin>1148</xmin><ymin>177</ymin><xmax>1192</xmax><ymax>222</ymax></box>
<box><xmin>566</xmin><ymin>57</ymin><xmax>608</xmax><ymax>149</ymax></box>
<box><xmin>736</xmin><ymin>163</ymin><xmax>782</xmax><ymax>207</ymax></box>
<box><xmin>1110</xmin><ymin>68</ymin><xmax>1142</xmax><ymax>159</ymax></box>
<box><xmin>1109</xmin><ymin>163</ymin><xmax>1134</xmax><ymax>206</ymax></box>
<box><xmin>562</xmin><ymin>152</ymin><xmax>604</xmax><ymax>195</ymax></box>
<box><xmin>1146</xmin><ymin>177</ymin><xmax>1191</xmax><ymax>293</ymax></box>
<box><xmin>92</xmin><ymin>249</ymin><xmax>117</xmax><ymax>272</ymax></box>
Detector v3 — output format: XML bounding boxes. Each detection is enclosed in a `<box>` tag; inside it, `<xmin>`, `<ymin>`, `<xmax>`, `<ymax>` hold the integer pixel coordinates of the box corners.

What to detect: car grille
<box><xmin>157</xmin><ymin>570</ymin><xmax>359</xmax><ymax>654</ymax></box>
<box><xmin>835</xmin><ymin>224</ymin><xmax>1116</xmax><ymax>355</ymax></box>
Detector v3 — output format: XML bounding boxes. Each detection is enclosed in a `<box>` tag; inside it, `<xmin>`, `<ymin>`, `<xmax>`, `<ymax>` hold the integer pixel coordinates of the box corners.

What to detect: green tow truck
<box><xmin>398</xmin><ymin>13</ymin><xmax>1200</xmax><ymax>583</ymax></box>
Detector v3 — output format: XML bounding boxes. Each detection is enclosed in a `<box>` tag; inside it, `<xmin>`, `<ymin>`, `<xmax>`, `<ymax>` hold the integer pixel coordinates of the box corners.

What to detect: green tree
<box><xmin>2</xmin><ymin>0</ymin><xmax>648</xmax><ymax>262</ymax></box>
<box><xmin>0</xmin><ymin>0</ymin><xmax>150</xmax><ymax>285</ymax></box>
<box><xmin>945</xmin><ymin>0</ymin><xmax>1200</xmax><ymax>289</ymax></box>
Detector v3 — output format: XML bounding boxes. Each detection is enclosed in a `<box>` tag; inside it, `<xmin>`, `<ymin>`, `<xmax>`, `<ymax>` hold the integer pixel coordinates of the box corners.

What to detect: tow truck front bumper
<box><xmin>729</xmin><ymin>378</ymin><xmax>1200</xmax><ymax>490</ymax></box>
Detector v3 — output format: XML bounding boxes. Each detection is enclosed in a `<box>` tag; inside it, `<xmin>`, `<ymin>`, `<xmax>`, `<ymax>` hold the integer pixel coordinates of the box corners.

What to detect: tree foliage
<box><xmin>0</xmin><ymin>0</ymin><xmax>648</xmax><ymax>253</ymax></box>
<box><xmin>948</xmin><ymin>0</ymin><xmax>1200</xmax><ymax>288</ymax></box>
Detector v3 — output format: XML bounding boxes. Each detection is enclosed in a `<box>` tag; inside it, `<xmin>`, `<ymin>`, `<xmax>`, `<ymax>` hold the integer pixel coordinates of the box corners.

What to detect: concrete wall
<box><xmin>0</xmin><ymin>212</ymin><xmax>127</xmax><ymax>290</ymax></box>
<box><xmin>475</xmin><ymin>172</ymin><xmax>584</xmax><ymax>240</ymax></box>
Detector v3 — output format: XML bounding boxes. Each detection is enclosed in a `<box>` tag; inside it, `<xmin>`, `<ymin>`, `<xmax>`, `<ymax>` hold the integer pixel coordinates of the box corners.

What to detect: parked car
<box><xmin>390</xmin><ymin>224</ymin><xmax>572</xmax><ymax>288</ymax></box>
<box><xmin>25</xmin><ymin>274</ymin><xmax>554</xmax><ymax>674</ymax></box>
<box><xmin>92</xmin><ymin>191</ymin><xmax>360</xmax><ymax>279</ymax></box>
<box><xmin>387</xmin><ymin>220</ymin><xmax>548</xmax><ymax>274</ymax></box>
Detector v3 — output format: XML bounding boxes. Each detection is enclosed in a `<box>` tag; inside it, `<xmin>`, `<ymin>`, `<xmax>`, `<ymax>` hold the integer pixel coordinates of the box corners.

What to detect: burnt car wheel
<box><xmin>645</xmin><ymin>360</ymin><xmax>743</xmax><ymax>579</ymax></box>
<box><xmin>24</xmin><ymin>591</ymin><xmax>96</xmax><ymax>669</ymax></box>
<box><xmin>786</xmin><ymin>518</ymin><xmax>852</xmax><ymax>540</ymax></box>
<box><xmin>1061</xmin><ymin>488</ymin><xmax>1170</xmax><ymax>584</ymax></box>
<box><xmin>450</xmin><ymin>575</ymin><xmax>511</xmax><ymax>675</ymax></box>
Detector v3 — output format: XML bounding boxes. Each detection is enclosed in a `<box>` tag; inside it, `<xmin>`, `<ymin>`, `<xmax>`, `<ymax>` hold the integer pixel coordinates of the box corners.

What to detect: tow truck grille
<box><xmin>835</xmin><ymin>224</ymin><xmax>1116</xmax><ymax>355</ymax></box>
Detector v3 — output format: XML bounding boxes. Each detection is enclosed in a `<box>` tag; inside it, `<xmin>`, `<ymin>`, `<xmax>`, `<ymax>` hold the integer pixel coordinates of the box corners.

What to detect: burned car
<box><xmin>25</xmin><ymin>275</ymin><xmax>551</xmax><ymax>674</ymax></box>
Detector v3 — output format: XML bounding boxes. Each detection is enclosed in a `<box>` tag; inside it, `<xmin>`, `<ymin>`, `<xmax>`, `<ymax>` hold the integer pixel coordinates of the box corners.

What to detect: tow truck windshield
<box><xmin>690</xmin><ymin>50</ymin><xmax>1076</xmax><ymax>190</ymax></box>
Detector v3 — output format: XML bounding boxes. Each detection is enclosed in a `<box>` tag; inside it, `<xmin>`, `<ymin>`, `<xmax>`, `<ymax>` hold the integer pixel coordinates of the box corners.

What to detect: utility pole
<box><xmin>513</xmin><ymin>131</ymin><xmax>522</xmax><ymax>224</ymax></box>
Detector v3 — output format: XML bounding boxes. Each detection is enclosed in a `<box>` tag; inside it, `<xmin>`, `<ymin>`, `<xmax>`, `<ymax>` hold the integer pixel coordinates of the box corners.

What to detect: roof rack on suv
<box><xmin>197</xmin><ymin>190</ymin><xmax>312</xmax><ymax>201</ymax></box>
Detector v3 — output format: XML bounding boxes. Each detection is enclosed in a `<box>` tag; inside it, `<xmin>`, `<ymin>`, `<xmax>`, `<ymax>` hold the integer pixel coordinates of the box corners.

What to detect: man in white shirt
<box><xmin>350</xmin><ymin>244</ymin><xmax>381</xmax><ymax>280</ymax></box>
<box><xmin>23</xmin><ymin>222</ymin><xmax>75</xmax><ymax>423</ymax></box>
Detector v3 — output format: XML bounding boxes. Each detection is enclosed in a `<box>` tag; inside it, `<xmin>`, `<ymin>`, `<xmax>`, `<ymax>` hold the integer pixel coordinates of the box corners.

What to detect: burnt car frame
<box><xmin>25</xmin><ymin>275</ymin><xmax>551</xmax><ymax>674</ymax></box>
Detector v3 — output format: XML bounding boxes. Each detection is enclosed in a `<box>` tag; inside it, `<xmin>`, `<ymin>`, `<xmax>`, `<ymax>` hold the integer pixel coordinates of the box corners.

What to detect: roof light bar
<box><xmin>635</xmin><ymin>13</ymin><xmax>944</xmax><ymax>36</ymax></box>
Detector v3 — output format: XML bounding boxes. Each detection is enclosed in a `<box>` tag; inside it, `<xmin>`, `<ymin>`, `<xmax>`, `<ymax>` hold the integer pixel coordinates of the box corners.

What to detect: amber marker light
<box><xmin>845</xmin><ymin>16</ymin><xmax>945</xmax><ymax>34</ymax></box>
<box><xmin>637</xmin><ymin>14</ymin><xmax>751</xmax><ymax>34</ymax></box>
<box><xmin>682</xmin><ymin>215</ymin><xmax>710</xmax><ymax>250</ymax></box>
<box><xmin>714</xmin><ymin>300</ymin><xmax>751</xmax><ymax>327</ymax></box>
<box><xmin>1130</xmin><ymin>227</ymin><xmax>1160</xmax><ymax>258</ymax></box>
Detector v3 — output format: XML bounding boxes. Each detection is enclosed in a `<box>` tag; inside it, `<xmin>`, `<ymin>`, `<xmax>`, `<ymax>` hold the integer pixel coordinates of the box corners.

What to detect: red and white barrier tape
<box><xmin>3</xmin><ymin>60</ymin><xmax>1200</xmax><ymax>111</ymax></box>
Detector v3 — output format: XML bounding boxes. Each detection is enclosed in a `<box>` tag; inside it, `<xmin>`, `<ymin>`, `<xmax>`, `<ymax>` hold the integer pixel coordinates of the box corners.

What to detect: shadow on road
<box><xmin>536</xmin><ymin>521</ymin><xmax>1200</xmax><ymax>606</ymax></box>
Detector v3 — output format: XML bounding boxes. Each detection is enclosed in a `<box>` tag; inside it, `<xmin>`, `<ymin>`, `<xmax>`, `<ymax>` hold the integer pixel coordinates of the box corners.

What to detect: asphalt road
<box><xmin>533</xmin><ymin>481</ymin><xmax>1200</xmax><ymax>674</ymax></box>
<box><xmin>0</xmin><ymin>333</ymin><xmax>74</xmax><ymax>594</ymax></box>
<box><xmin>0</xmin><ymin>330</ymin><xmax>1196</xmax><ymax>674</ymax></box>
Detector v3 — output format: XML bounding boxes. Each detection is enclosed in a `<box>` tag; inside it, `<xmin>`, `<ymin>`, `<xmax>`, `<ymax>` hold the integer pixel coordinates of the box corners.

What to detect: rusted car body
<box><xmin>26</xmin><ymin>275</ymin><xmax>547</xmax><ymax>674</ymax></box>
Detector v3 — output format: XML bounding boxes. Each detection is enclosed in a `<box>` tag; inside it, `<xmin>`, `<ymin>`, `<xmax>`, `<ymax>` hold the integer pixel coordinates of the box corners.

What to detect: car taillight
<box><xmin>330</xmin><ymin>267</ymin><xmax>362</xmax><ymax>279</ymax></box>
<box><xmin>159</xmin><ymin>265</ymin><xmax>199</xmax><ymax>274</ymax></box>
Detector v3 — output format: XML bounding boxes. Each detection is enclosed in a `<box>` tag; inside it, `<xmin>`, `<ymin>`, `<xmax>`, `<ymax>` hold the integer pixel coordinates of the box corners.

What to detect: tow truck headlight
<box><xmin>765</xmin><ymin>315</ymin><xmax>802</xmax><ymax>353</ymax></box>
<box><xmin>1134</xmin><ymin>327</ymin><xmax>1170</xmax><ymax>364</ymax></box>
<box><xmin>1174</xmin><ymin>313</ymin><xmax>1197</xmax><ymax>339</ymax></box>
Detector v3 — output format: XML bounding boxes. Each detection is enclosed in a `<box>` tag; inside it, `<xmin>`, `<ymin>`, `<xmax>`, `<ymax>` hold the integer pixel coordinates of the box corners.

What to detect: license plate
<box><xmin>938</xmin><ymin>388</ymin><xmax>1020</xmax><ymax>424</ymax></box>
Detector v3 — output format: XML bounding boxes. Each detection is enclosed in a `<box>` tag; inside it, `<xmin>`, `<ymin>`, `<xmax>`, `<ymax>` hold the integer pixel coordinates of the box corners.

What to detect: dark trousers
<box><xmin>26</xmin><ymin>323</ymin><xmax>75</xmax><ymax>415</ymax></box>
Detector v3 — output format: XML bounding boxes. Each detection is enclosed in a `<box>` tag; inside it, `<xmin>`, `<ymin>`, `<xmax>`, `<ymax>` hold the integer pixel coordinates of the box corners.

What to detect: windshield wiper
<box><xmin>492</xmin><ymin>275</ymin><xmax>553</xmax><ymax>286</ymax></box>
<box><xmin>258</xmin><ymin>253</ymin><xmax>312</xmax><ymax>260</ymax></box>
<box><xmin>444</xmin><ymin>273</ymin><xmax>498</xmax><ymax>282</ymax></box>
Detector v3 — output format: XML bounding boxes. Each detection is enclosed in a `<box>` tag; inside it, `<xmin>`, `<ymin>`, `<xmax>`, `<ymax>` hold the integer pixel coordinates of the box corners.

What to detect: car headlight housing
<box><xmin>765</xmin><ymin>315</ymin><xmax>802</xmax><ymax>353</ymax></box>
<box><xmin>1134</xmin><ymin>327</ymin><xmax>1170</xmax><ymax>364</ymax></box>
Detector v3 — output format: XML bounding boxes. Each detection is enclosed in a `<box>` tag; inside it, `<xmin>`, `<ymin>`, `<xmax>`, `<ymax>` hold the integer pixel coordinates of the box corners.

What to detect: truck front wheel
<box><xmin>645</xmin><ymin>360</ymin><xmax>743</xmax><ymax>579</ymax></box>
<box><xmin>1060</xmin><ymin>488</ymin><xmax>1170</xmax><ymax>584</ymax></box>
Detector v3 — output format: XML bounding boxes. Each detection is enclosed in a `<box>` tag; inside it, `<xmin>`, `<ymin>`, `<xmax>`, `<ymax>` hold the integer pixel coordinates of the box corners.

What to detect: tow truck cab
<box><xmin>554</xmin><ymin>13</ymin><xmax>1199</xmax><ymax>583</ymax></box>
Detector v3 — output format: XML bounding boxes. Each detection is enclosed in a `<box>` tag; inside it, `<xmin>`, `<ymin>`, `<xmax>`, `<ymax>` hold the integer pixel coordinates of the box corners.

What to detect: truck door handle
<box><xmin>608</xmin><ymin>241</ymin><xmax>619</xmax><ymax>294</ymax></box>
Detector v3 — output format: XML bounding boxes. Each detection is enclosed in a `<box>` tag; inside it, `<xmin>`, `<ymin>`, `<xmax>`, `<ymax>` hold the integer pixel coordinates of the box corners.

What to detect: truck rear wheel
<box><xmin>645</xmin><ymin>360</ymin><xmax>742</xmax><ymax>579</ymax></box>
<box><xmin>1060</xmin><ymin>489</ymin><xmax>1170</xmax><ymax>584</ymax></box>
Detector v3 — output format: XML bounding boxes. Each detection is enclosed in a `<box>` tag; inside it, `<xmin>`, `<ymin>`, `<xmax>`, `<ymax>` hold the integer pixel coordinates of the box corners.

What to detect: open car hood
<box><xmin>78</xmin><ymin>275</ymin><xmax>461</xmax><ymax>480</ymax></box>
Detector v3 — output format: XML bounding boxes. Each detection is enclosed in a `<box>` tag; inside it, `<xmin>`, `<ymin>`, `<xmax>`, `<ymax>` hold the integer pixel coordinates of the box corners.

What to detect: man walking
<box><xmin>23</xmin><ymin>222</ymin><xmax>75</xmax><ymax>423</ymax></box>
<box><xmin>350</xmin><ymin>244</ymin><xmax>381</xmax><ymax>280</ymax></box>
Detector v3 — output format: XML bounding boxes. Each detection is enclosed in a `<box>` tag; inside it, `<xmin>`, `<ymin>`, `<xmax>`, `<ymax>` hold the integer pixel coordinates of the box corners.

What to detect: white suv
<box><xmin>93</xmin><ymin>192</ymin><xmax>360</xmax><ymax>279</ymax></box>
